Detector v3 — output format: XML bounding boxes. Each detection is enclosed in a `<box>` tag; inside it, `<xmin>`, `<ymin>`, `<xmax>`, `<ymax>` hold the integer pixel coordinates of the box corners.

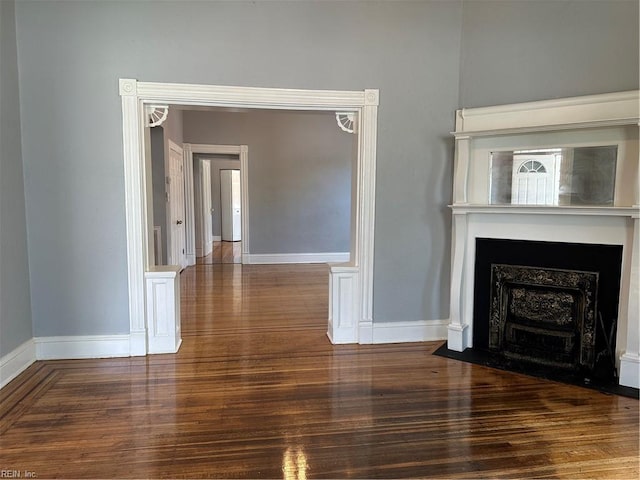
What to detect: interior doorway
<box><xmin>185</xmin><ymin>144</ymin><xmax>248</xmax><ymax>266</ymax></box>
<box><xmin>220</xmin><ymin>169</ymin><xmax>242</xmax><ymax>242</ymax></box>
<box><xmin>119</xmin><ymin>79</ymin><xmax>379</xmax><ymax>354</ymax></box>
<box><xmin>197</xmin><ymin>163</ymin><xmax>242</xmax><ymax>265</ymax></box>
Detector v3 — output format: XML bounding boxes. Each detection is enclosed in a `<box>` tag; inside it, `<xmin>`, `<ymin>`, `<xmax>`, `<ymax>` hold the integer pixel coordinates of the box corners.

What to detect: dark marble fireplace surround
<box><xmin>473</xmin><ymin>238</ymin><xmax>623</xmax><ymax>386</ymax></box>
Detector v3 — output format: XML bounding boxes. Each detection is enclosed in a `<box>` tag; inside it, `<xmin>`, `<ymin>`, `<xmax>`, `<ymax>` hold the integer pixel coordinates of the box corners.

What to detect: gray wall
<box><xmin>150</xmin><ymin>127</ymin><xmax>167</xmax><ymax>265</ymax></box>
<box><xmin>11</xmin><ymin>0</ymin><xmax>637</xmax><ymax>338</ymax></box>
<box><xmin>0</xmin><ymin>0</ymin><xmax>33</xmax><ymax>355</ymax></box>
<box><xmin>185</xmin><ymin>110</ymin><xmax>353</xmax><ymax>254</ymax></box>
<box><xmin>195</xmin><ymin>155</ymin><xmax>240</xmax><ymax>240</ymax></box>
<box><xmin>149</xmin><ymin>109</ymin><xmax>183</xmax><ymax>266</ymax></box>
<box><xmin>164</xmin><ymin>109</ymin><xmax>183</xmax><ymax>151</ymax></box>
<box><xmin>459</xmin><ymin>0</ymin><xmax>639</xmax><ymax>107</ymax></box>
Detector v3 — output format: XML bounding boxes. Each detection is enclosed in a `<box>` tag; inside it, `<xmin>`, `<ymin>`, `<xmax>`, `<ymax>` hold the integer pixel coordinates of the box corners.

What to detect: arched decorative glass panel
<box><xmin>519</xmin><ymin>160</ymin><xmax>547</xmax><ymax>173</ymax></box>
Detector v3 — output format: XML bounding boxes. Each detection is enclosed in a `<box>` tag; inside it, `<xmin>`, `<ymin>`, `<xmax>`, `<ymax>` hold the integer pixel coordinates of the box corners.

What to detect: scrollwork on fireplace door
<box><xmin>489</xmin><ymin>264</ymin><xmax>599</xmax><ymax>370</ymax></box>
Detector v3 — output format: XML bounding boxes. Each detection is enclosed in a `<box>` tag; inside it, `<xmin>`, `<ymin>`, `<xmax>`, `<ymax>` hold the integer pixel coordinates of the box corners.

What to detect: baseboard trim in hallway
<box><xmin>245</xmin><ymin>252</ymin><xmax>350</xmax><ymax>264</ymax></box>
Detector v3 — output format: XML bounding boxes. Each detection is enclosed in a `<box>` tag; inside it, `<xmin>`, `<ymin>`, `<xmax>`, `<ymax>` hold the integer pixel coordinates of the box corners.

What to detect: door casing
<box><xmin>119</xmin><ymin>79</ymin><xmax>379</xmax><ymax>354</ymax></box>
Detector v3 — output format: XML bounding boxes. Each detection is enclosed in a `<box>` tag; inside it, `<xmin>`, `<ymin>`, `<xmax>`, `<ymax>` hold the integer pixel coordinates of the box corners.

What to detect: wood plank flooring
<box><xmin>1</xmin><ymin>264</ymin><xmax>638</xmax><ymax>479</ymax></box>
<box><xmin>196</xmin><ymin>241</ymin><xmax>242</xmax><ymax>264</ymax></box>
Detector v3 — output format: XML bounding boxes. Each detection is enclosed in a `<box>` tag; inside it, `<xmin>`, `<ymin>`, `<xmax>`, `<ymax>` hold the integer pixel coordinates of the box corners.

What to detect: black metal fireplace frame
<box><xmin>472</xmin><ymin>238</ymin><xmax>623</xmax><ymax>383</ymax></box>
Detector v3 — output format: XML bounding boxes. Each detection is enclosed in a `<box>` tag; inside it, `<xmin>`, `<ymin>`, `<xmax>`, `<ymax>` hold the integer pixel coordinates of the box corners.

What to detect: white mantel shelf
<box><xmin>453</xmin><ymin>90</ymin><xmax>639</xmax><ymax>137</ymax></box>
<box><xmin>451</xmin><ymin>204</ymin><xmax>640</xmax><ymax>218</ymax></box>
<box><xmin>450</xmin><ymin>119</ymin><xmax>638</xmax><ymax>139</ymax></box>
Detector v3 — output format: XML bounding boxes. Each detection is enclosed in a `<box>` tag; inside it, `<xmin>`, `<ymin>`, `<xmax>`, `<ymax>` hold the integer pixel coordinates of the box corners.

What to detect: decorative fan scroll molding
<box><xmin>336</xmin><ymin>112</ymin><xmax>356</xmax><ymax>134</ymax></box>
<box><xmin>146</xmin><ymin>105</ymin><xmax>169</xmax><ymax>127</ymax></box>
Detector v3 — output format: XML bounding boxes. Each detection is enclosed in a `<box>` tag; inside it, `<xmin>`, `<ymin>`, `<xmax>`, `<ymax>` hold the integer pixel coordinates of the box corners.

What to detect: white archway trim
<box><xmin>120</xmin><ymin>79</ymin><xmax>379</xmax><ymax>354</ymax></box>
<box><xmin>183</xmin><ymin>143</ymin><xmax>249</xmax><ymax>265</ymax></box>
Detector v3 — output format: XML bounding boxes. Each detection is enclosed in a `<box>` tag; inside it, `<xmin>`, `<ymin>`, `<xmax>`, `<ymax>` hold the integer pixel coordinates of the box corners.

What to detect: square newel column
<box><xmin>145</xmin><ymin>266</ymin><xmax>182</xmax><ymax>354</ymax></box>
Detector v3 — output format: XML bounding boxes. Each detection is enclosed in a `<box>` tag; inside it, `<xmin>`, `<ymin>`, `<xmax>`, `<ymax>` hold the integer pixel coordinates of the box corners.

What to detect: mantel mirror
<box><xmin>489</xmin><ymin>145</ymin><xmax>617</xmax><ymax>206</ymax></box>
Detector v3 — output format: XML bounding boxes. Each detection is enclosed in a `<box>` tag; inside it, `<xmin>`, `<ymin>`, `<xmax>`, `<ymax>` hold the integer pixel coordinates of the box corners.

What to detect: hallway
<box><xmin>181</xmin><ymin>263</ymin><xmax>328</xmax><ymax>337</ymax></box>
<box><xmin>195</xmin><ymin>241</ymin><xmax>242</xmax><ymax>265</ymax></box>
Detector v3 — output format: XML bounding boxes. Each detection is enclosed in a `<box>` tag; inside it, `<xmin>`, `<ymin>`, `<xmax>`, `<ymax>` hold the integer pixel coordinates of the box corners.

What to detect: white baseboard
<box><xmin>0</xmin><ymin>339</ymin><xmax>37</xmax><ymax>389</ymax></box>
<box><xmin>212</xmin><ymin>235</ymin><xmax>221</xmax><ymax>242</ymax></box>
<box><xmin>34</xmin><ymin>335</ymin><xmax>131</xmax><ymax>360</ymax></box>
<box><xmin>329</xmin><ymin>319</ymin><xmax>449</xmax><ymax>345</ymax></box>
<box><xmin>371</xmin><ymin>320</ymin><xmax>449</xmax><ymax>344</ymax></box>
<box><xmin>619</xmin><ymin>353</ymin><xmax>640</xmax><ymax>389</ymax></box>
<box><xmin>246</xmin><ymin>252</ymin><xmax>350</xmax><ymax>264</ymax></box>
<box><xmin>446</xmin><ymin>322</ymin><xmax>469</xmax><ymax>352</ymax></box>
<box><xmin>204</xmin><ymin>239</ymin><xmax>214</xmax><ymax>257</ymax></box>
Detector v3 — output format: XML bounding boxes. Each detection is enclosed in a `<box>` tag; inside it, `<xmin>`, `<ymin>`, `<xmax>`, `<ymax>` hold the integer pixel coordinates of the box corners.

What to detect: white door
<box><xmin>221</xmin><ymin>169</ymin><xmax>242</xmax><ymax>242</ymax></box>
<box><xmin>201</xmin><ymin>159</ymin><xmax>213</xmax><ymax>256</ymax></box>
<box><xmin>168</xmin><ymin>141</ymin><xmax>187</xmax><ymax>269</ymax></box>
<box><xmin>511</xmin><ymin>154</ymin><xmax>559</xmax><ymax>205</ymax></box>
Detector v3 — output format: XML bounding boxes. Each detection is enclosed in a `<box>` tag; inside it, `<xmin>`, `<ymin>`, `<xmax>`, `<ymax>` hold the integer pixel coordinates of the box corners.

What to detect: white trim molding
<box><xmin>371</xmin><ymin>320</ymin><xmax>448</xmax><ymax>344</ymax></box>
<box><xmin>619</xmin><ymin>353</ymin><xmax>640</xmax><ymax>390</ymax></box>
<box><xmin>146</xmin><ymin>105</ymin><xmax>169</xmax><ymax>127</ymax></box>
<box><xmin>0</xmin><ymin>339</ymin><xmax>37</xmax><ymax>389</ymax></box>
<box><xmin>119</xmin><ymin>79</ymin><xmax>148</xmax><ymax>357</ymax></box>
<box><xmin>336</xmin><ymin>112</ymin><xmax>355</xmax><ymax>133</ymax></box>
<box><xmin>120</xmin><ymin>80</ymin><xmax>379</xmax><ymax>350</ymax></box>
<box><xmin>245</xmin><ymin>252</ymin><xmax>350</xmax><ymax>264</ymax></box>
<box><xmin>34</xmin><ymin>335</ymin><xmax>131</xmax><ymax>360</ymax></box>
<box><xmin>454</xmin><ymin>90</ymin><xmax>639</xmax><ymax>136</ymax></box>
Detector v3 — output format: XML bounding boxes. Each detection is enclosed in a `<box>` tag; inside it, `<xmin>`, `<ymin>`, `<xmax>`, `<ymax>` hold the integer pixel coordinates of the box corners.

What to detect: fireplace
<box><xmin>473</xmin><ymin>239</ymin><xmax>622</xmax><ymax>383</ymax></box>
<box><xmin>446</xmin><ymin>91</ymin><xmax>639</xmax><ymax>389</ymax></box>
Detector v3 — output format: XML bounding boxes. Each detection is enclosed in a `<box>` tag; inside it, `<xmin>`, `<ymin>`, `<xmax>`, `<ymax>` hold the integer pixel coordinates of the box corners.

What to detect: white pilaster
<box><xmin>452</xmin><ymin>136</ymin><xmax>471</xmax><ymax>204</ymax></box>
<box><xmin>448</xmin><ymin>211</ymin><xmax>470</xmax><ymax>351</ymax></box>
<box><xmin>357</xmin><ymin>90</ymin><xmax>379</xmax><ymax>342</ymax></box>
<box><xmin>120</xmin><ymin>78</ymin><xmax>148</xmax><ymax>356</ymax></box>
<box><xmin>328</xmin><ymin>266</ymin><xmax>360</xmax><ymax>344</ymax></box>
<box><xmin>145</xmin><ymin>266</ymin><xmax>182</xmax><ymax>354</ymax></box>
<box><xmin>619</xmin><ymin>214</ymin><xmax>640</xmax><ymax>388</ymax></box>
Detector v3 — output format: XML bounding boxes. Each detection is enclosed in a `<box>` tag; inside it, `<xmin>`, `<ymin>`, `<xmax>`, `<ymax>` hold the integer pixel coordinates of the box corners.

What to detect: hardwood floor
<box><xmin>1</xmin><ymin>264</ymin><xmax>638</xmax><ymax>479</ymax></box>
<box><xmin>197</xmin><ymin>241</ymin><xmax>242</xmax><ymax>264</ymax></box>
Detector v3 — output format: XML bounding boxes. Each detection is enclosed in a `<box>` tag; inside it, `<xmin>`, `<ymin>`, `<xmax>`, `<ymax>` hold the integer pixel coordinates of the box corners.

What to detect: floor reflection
<box><xmin>282</xmin><ymin>445</ymin><xmax>308</xmax><ymax>480</ymax></box>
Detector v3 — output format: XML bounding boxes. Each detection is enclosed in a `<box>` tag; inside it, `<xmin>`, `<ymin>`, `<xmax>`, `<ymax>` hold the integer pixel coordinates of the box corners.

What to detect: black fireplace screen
<box><xmin>489</xmin><ymin>264</ymin><xmax>598</xmax><ymax>371</ymax></box>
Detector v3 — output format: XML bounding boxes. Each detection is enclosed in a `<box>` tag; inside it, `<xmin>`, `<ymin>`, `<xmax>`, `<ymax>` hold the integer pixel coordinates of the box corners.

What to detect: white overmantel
<box><xmin>448</xmin><ymin>90</ymin><xmax>640</xmax><ymax>389</ymax></box>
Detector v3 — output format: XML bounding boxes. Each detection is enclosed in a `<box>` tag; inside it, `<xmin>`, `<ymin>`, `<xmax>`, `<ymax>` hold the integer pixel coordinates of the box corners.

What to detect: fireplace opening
<box><xmin>474</xmin><ymin>239</ymin><xmax>623</xmax><ymax>385</ymax></box>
